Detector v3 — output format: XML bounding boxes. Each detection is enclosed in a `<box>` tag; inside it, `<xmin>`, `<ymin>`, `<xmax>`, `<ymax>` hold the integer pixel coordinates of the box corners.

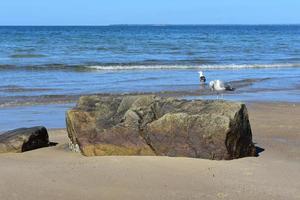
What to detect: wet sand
<box><xmin>0</xmin><ymin>102</ymin><xmax>299</xmax><ymax>200</ymax></box>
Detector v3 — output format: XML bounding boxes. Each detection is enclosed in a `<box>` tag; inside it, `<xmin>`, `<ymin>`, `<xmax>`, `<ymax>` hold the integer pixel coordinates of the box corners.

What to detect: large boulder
<box><xmin>0</xmin><ymin>126</ymin><xmax>49</xmax><ymax>153</ymax></box>
<box><xmin>66</xmin><ymin>95</ymin><xmax>256</xmax><ymax>160</ymax></box>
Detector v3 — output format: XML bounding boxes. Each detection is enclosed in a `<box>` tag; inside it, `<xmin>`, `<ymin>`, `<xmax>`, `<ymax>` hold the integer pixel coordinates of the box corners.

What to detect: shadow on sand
<box><xmin>255</xmin><ymin>145</ymin><xmax>265</xmax><ymax>157</ymax></box>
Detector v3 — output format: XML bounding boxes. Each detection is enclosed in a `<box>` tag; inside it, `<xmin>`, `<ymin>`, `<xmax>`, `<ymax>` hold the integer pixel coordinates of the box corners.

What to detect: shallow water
<box><xmin>0</xmin><ymin>25</ymin><xmax>300</xmax><ymax>131</ymax></box>
<box><xmin>1</xmin><ymin>67</ymin><xmax>299</xmax><ymax>106</ymax></box>
<box><xmin>0</xmin><ymin>103</ymin><xmax>74</xmax><ymax>132</ymax></box>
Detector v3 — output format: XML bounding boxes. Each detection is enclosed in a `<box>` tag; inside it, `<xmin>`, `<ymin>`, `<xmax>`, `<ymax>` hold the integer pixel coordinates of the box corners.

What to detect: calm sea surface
<box><xmin>0</xmin><ymin>25</ymin><xmax>300</xmax><ymax>131</ymax></box>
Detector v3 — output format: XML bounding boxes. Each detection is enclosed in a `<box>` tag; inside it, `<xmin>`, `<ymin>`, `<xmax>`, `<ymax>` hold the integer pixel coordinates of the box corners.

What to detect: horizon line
<box><xmin>0</xmin><ymin>23</ymin><xmax>300</xmax><ymax>27</ymax></box>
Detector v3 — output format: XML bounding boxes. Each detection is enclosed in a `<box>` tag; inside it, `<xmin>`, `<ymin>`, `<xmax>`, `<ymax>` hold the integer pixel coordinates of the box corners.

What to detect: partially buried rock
<box><xmin>0</xmin><ymin>126</ymin><xmax>49</xmax><ymax>153</ymax></box>
<box><xmin>66</xmin><ymin>95</ymin><xmax>256</xmax><ymax>160</ymax></box>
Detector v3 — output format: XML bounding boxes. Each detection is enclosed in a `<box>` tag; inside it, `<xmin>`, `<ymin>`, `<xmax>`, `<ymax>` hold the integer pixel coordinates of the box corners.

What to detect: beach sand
<box><xmin>0</xmin><ymin>102</ymin><xmax>299</xmax><ymax>200</ymax></box>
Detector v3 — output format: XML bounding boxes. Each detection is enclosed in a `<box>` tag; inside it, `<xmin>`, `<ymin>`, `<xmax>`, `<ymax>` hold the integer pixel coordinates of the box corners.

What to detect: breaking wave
<box><xmin>1</xmin><ymin>63</ymin><xmax>300</xmax><ymax>71</ymax></box>
<box><xmin>87</xmin><ymin>63</ymin><xmax>300</xmax><ymax>70</ymax></box>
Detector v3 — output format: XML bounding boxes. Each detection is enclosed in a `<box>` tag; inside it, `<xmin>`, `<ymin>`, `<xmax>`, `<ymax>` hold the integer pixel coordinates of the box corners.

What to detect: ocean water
<box><xmin>0</xmin><ymin>25</ymin><xmax>300</xmax><ymax>131</ymax></box>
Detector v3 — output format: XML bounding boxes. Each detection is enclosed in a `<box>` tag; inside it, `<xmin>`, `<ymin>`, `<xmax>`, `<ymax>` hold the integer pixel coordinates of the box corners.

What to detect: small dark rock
<box><xmin>0</xmin><ymin>126</ymin><xmax>50</xmax><ymax>153</ymax></box>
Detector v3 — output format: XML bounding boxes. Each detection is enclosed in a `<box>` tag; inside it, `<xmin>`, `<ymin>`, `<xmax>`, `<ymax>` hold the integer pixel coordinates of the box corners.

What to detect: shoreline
<box><xmin>0</xmin><ymin>104</ymin><xmax>300</xmax><ymax>200</ymax></box>
<box><xmin>1</xmin><ymin>100</ymin><xmax>300</xmax><ymax>133</ymax></box>
<box><xmin>1</xmin><ymin>88</ymin><xmax>300</xmax><ymax>109</ymax></box>
<box><xmin>0</xmin><ymin>102</ymin><xmax>299</xmax><ymax>199</ymax></box>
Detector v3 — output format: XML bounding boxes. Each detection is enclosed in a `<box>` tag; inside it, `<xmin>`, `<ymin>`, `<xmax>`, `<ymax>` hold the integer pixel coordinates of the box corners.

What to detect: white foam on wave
<box><xmin>87</xmin><ymin>63</ymin><xmax>300</xmax><ymax>70</ymax></box>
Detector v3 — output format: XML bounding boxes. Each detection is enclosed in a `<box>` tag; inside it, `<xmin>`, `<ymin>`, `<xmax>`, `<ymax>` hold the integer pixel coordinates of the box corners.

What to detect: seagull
<box><xmin>198</xmin><ymin>71</ymin><xmax>206</xmax><ymax>83</ymax></box>
<box><xmin>209</xmin><ymin>80</ymin><xmax>235</xmax><ymax>91</ymax></box>
<box><xmin>209</xmin><ymin>80</ymin><xmax>235</xmax><ymax>99</ymax></box>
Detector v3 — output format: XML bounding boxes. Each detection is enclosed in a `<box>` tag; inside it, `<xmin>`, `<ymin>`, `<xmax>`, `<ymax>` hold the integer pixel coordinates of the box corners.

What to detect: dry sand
<box><xmin>0</xmin><ymin>102</ymin><xmax>299</xmax><ymax>200</ymax></box>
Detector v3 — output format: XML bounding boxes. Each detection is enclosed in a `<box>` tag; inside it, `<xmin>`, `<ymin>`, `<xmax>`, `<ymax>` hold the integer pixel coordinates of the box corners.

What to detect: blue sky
<box><xmin>0</xmin><ymin>0</ymin><xmax>299</xmax><ymax>25</ymax></box>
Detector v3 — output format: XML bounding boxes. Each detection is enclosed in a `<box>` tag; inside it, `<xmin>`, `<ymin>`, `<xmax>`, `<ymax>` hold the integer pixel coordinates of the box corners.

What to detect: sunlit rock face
<box><xmin>66</xmin><ymin>95</ymin><xmax>256</xmax><ymax>160</ymax></box>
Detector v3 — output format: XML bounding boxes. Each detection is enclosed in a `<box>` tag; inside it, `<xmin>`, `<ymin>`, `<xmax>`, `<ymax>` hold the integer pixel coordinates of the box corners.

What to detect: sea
<box><xmin>0</xmin><ymin>25</ymin><xmax>300</xmax><ymax>131</ymax></box>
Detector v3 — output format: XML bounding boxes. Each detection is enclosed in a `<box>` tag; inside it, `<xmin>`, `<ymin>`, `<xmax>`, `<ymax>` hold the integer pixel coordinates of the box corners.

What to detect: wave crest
<box><xmin>1</xmin><ymin>63</ymin><xmax>300</xmax><ymax>71</ymax></box>
<box><xmin>87</xmin><ymin>63</ymin><xmax>300</xmax><ymax>70</ymax></box>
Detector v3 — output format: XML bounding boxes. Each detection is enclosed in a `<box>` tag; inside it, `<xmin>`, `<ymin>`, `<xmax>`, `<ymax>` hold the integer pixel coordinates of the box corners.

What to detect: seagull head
<box><xmin>198</xmin><ymin>71</ymin><xmax>204</xmax><ymax>77</ymax></box>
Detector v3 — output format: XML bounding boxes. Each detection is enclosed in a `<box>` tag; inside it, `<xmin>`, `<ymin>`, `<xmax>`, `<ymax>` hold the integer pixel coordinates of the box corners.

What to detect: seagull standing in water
<box><xmin>198</xmin><ymin>71</ymin><xmax>206</xmax><ymax>83</ymax></box>
<box><xmin>209</xmin><ymin>80</ymin><xmax>235</xmax><ymax>99</ymax></box>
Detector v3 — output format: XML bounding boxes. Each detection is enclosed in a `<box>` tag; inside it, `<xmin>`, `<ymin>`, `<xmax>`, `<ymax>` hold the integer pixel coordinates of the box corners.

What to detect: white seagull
<box><xmin>209</xmin><ymin>80</ymin><xmax>235</xmax><ymax>91</ymax></box>
<box><xmin>198</xmin><ymin>71</ymin><xmax>206</xmax><ymax>83</ymax></box>
<box><xmin>209</xmin><ymin>80</ymin><xmax>235</xmax><ymax>99</ymax></box>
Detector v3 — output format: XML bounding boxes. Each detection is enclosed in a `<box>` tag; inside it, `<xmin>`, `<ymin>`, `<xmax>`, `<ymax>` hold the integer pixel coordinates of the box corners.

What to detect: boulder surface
<box><xmin>0</xmin><ymin>126</ymin><xmax>49</xmax><ymax>153</ymax></box>
<box><xmin>66</xmin><ymin>95</ymin><xmax>256</xmax><ymax>160</ymax></box>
